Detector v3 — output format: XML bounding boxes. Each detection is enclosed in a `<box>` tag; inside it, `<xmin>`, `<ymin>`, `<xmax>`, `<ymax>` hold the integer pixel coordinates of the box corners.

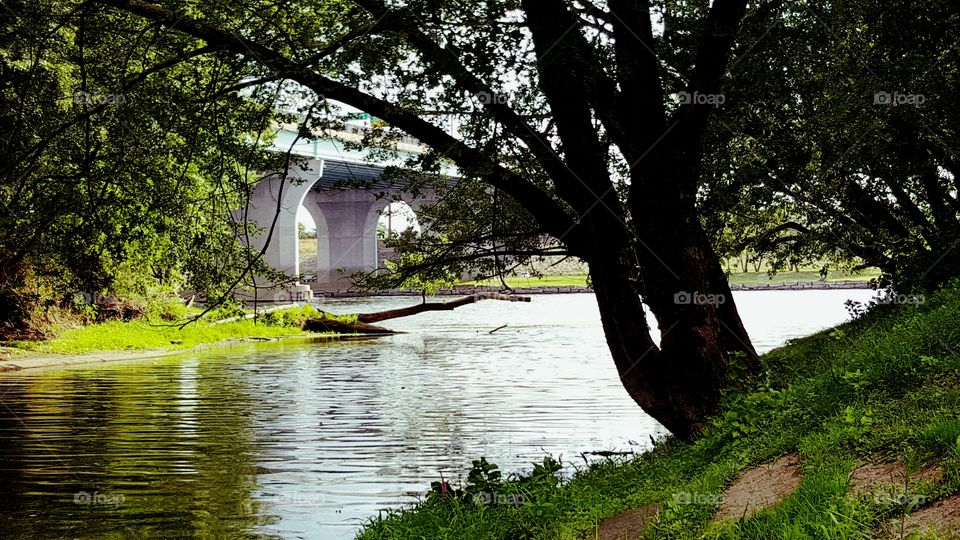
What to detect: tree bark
<box><xmin>586</xmin><ymin>214</ymin><xmax>759</xmax><ymax>441</ymax></box>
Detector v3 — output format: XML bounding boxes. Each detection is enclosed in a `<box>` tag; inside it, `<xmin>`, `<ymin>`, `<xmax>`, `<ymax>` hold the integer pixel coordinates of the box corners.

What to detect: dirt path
<box><xmin>714</xmin><ymin>454</ymin><xmax>803</xmax><ymax>521</ymax></box>
<box><xmin>849</xmin><ymin>460</ymin><xmax>943</xmax><ymax>499</ymax></box>
<box><xmin>882</xmin><ymin>494</ymin><xmax>960</xmax><ymax>539</ymax></box>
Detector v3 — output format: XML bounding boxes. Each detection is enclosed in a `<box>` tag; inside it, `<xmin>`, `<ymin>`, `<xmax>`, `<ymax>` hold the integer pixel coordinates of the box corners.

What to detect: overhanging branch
<box><xmin>92</xmin><ymin>0</ymin><xmax>586</xmax><ymax>253</ymax></box>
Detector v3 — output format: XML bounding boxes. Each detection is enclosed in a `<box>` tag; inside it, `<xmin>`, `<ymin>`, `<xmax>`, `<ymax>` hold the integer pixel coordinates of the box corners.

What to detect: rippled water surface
<box><xmin>0</xmin><ymin>290</ymin><xmax>875</xmax><ymax>538</ymax></box>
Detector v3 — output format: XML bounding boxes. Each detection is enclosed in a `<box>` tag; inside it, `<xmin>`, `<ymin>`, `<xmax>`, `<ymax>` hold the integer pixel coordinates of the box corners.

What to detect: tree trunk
<box><xmin>577</xmin><ymin>201</ymin><xmax>758</xmax><ymax>441</ymax></box>
<box><xmin>303</xmin><ymin>318</ymin><xmax>397</xmax><ymax>334</ymax></box>
<box><xmin>590</xmin><ymin>153</ymin><xmax>763</xmax><ymax>440</ymax></box>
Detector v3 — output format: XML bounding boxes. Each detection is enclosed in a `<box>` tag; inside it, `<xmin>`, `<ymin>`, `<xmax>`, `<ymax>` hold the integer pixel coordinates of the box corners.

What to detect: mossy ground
<box><xmin>358</xmin><ymin>284</ymin><xmax>960</xmax><ymax>539</ymax></box>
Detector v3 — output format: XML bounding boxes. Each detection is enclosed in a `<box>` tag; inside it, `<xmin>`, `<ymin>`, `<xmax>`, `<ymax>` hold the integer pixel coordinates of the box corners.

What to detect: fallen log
<box><xmin>357</xmin><ymin>292</ymin><xmax>531</xmax><ymax>323</ymax></box>
<box><xmin>303</xmin><ymin>293</ymin><xmax>531</xmax><ymax>334</ymax></box>
<box><xmin>303</xmin><ymin>317</ymin><xmax>396</xmax><ymax>334</ymax></box>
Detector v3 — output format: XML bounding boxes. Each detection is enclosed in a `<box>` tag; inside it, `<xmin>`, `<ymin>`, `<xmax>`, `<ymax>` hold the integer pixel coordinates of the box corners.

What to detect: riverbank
<box><xmin>315</xmin><ymin>280</ymin><xmax>874</xmax><ymax>298</ymax></box>
<box><xmin>0</xmin><ymin>304</ymin><xmax>332</xmax><ymax>372</ymax></box>
<box><xmin>357</xmin><ymin>282</ymin><xmax>960</xmax><ymax>539</ymax></box>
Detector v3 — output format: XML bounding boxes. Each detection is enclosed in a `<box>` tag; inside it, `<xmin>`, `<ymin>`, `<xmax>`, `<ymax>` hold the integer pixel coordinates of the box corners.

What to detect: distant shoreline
<box><xmin>314</xmin><ymin>280</ymin><xmax>874</xmax><ymax>298</ymax></box>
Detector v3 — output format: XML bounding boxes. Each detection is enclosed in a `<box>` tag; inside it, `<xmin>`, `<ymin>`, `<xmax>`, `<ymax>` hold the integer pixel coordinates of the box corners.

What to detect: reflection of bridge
<box><xmin>237</xmin><ymin>125</ymin><xmax>442</xmax><ymax>298</ymax></box>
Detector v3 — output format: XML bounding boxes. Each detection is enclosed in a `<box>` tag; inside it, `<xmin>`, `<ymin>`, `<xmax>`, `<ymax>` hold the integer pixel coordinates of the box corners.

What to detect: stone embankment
<box><xmin>313</xmin><ymin>280</ymin><xmax>872</xmax><ymax>298</ymax></box>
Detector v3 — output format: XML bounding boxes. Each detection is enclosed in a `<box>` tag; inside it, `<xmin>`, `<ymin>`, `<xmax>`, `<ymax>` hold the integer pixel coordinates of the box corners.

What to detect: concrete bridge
<box><xmin>236</xmin><ymin>123</ymin><xmax>444</xmax><ymax>300</ymax></box>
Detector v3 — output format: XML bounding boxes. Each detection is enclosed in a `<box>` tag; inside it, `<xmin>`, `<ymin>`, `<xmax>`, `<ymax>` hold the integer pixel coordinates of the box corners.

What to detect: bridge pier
<box><xmin>303</xmin><ymin>190</ymin><xmax>380</xmax><ymax>286</ymax></box>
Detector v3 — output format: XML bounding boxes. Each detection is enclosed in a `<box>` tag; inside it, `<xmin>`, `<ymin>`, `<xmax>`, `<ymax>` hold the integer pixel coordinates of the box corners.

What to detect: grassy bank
<box><xmin>3</xmin><ymin>304</ymin><xmax>325</xmax><ymax>356</ymax></box>
<box><xmin>358</xmin><ymin>283</ymin><xmax>960</xmax><ymax>539</ymax></box>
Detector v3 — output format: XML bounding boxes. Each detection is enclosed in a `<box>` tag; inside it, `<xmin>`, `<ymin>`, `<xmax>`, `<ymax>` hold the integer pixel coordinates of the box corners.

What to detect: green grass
<box><xmin>6</xmin><ymin>304</ymin><xmax>329</xmax><ymax>355</ymax></box>
<box><xmin>726</xmin><ymin>269</ymin><xmax>880</xmax><ymax>285</ymax></box>
<box><xmin>358</xmin><ymin>282</ymin><xmax>960</xmax><ymax>539</ymax></box>
<box><xmin>465</xmin><ymin>275</ymin><xmax>590</xmax><ymax>288</ymax></box>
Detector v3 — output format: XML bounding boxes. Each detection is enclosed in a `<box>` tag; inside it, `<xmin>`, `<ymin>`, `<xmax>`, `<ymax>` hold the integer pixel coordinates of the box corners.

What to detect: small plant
<box><xmin>466</xmin><ymin>458</ymin><xmax>503</xmax><ymax>495</ymax></box>
<box><xmin>426</xmin><ymin>458</ymin><xmax>504</xmax><ymax>505</ymax></box>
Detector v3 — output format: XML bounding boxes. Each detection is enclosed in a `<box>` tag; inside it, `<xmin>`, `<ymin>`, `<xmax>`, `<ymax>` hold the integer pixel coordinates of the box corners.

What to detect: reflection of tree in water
<box><xmin>0</xmin><ymin>355</ymin><xmax>265</xmax><ymax>538</ymax></box>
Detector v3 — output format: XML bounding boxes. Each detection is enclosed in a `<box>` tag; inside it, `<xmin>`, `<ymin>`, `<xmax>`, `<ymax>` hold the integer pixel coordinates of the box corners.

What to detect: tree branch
<box><xmin>669</xmin><ymin>0</ymin><xmax>748</xmax><ymax>140</ymax></box>
<box><xmin>521</xmin><ymin>0</ymin><xmax>624</xmax><ymax>221</ymax></box>
<box><xmin>607</xmin><ymin>0</ymin><xmax>668</xmax><ymax>155</ymax></box>
<box><xmin>302</xmin><ymin>293</ymin><xmax>531</xmax><ymax>334</ymax></box>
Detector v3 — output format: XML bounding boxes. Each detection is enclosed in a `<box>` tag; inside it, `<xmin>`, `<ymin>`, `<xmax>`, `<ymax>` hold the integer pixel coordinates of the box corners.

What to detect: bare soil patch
<box><xmin>714</xmin><ymin>454</ymin><xmax>802</xmax><ymax>521</ymax></box>
<box><xmin>849</xmin><ymin>460</ymin><xmax>943</xmax><ymax>498</ymax></box>
<box><xmin>597</xmin><ymin>503</ymin><xmax>660</xmax><ymax>540</ymax></box>
<box><xmin>882</xmin><ymin>493</ymin><xmax>960</xmax><ymax>539</ymax></box>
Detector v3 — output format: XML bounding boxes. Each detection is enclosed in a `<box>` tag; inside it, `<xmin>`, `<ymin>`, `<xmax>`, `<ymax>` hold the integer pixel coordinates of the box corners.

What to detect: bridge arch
<box><xmin>365</xmin><ymin>198</ymin><xmax>427</xmax><ymax>271</ymax></box>
<box><xmin>235</xmin><ymin>161</ymin><xmax>322</xmax><ymax>277</ymax></box>
<box><xmin>241</xmin><ymin>157</ymin><xmax>440</xmax><ymax>292</ymax></box>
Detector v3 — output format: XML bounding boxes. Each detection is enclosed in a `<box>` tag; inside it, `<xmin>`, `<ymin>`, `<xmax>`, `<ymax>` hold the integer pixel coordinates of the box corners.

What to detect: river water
<box><xmin>0</xmin><ymin>290</ymin><xmax>875</xmax><ymax>539</ymax></box>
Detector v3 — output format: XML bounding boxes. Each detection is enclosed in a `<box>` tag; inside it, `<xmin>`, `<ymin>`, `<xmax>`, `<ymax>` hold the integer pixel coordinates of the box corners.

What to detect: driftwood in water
<box><xmin>356</xmin><ymin>292</ymin><xmax>531</xmax><ymax>323</ymax></box>
<box><xmin>302</xmin><ymin>317</ymin><xmax>396</xmax><ymax>334</ymax></box>
<box><xmin>303</xmin><ymin>293</ymin><xmax>531</xmax><ymax>334</ymax></box>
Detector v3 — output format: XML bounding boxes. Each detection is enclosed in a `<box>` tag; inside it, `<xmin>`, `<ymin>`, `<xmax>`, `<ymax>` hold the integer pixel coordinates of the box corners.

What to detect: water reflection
<box><xmin>0</xmin><ymin>290</ymin><xmax>874</xmax><ymax>538</ymax></box>
<box><xmin>0</xmin><ymin>355</ymin><xmax>265</xmax><ymax>538</ymax></box>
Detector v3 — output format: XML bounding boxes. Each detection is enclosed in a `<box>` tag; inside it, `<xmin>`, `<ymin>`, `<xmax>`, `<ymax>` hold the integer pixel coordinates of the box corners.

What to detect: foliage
<box><xmin>257</xmin><ymin>303</ymin><xmax>324</xmax><ymax>327</ymax></box>
<box><xmin>298</xmin><ymin>222</ymin><xmax>317</xmax><ymax>239</ymax></box>
<box><xmin>702</xmin><ymin>0</ymin><xmax>960</xmax><ymax>292</ymax></box>
<box><xmin>0</xmin><ymin>0</ymin><xmax>298</xmax><ymax>334</ymax></box>
<box><xmin>366</xmin><ymin>236</ymin><xmax>459</xmax><ymax>295</ymax></box>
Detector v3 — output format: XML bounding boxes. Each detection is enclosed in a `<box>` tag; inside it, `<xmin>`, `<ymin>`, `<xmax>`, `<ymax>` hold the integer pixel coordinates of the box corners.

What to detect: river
<box><xmin>0</xmin><ymin>289</ymin><xmax>875</xmax><ymax>539</ymax></box>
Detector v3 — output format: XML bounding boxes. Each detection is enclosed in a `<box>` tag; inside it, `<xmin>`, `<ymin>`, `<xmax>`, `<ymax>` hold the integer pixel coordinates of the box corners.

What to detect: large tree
<box><xmin>83</xmin><ymin>0</ymin><xmax>771</xmax><ymax>439</ymax></box>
